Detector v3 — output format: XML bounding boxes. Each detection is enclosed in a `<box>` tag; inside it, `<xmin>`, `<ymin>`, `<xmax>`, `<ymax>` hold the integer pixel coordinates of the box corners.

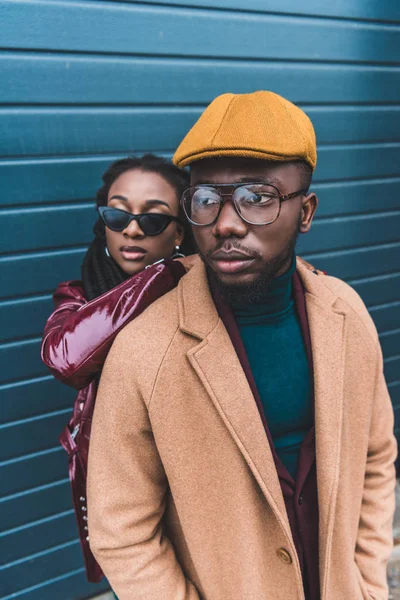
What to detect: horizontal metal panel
<box><xmin>1</xmin><ymin>543</ymin><xmax>108</xmax><ymax>599</ymax></box>
<box><xmin>0</xmin><ymin>204</ymin><xmax>94</xmax><ymax>253</ymax></box>
<box><xmin>0</xmin><ymin>568</ymin><xmax>110</xmax><ymax>600</ymax></box>
<box><xmin>315</xmin><ymin>179</ymin><xmax>400</xmax><ymax>218</ymax></box>
<box><xmin>0</xmin><ymin>248</ymin><xmax>85</xmax><ymax>300</ymax></box>
<box><xmin>0</xmin><ymin>409</ymin><xmax>71</xmax><ymax>461</ymax></box>
<box><xmin>305</xmin><ymin>243</ymin><xmax>400</xmax><ymax>280</ymax></box>
<box><xmin>2</xmin><ymin>2</ymin><xmax>399</xmax><ymax>63</ymax></box>
<box><xmin>0</xmin><ymin>376</ymin><xmax>75</xmax><ymax>425</ymax></box>
<box><xmin>0</xmin><ymin>156</ymin><xmax>113</xmax><ymax>206</ymax></box>
<box><xmin>0</xmin><ymin>447</ymin><xmax>64</xmax><ymax>498</ymax></box>
<box><xmin>0</xmin><ymin>295</ymin><xmax>53</xmax><ymax>342</ymax></box>
<box><xmin>299</xmin><ymin>212</ymin><xmax>400</xmax><ymax>254</ymax></box>
<box><xmin>350</xmin><ymin>273</ymin><xmax>400</xmax><ymax>308</ymax></box>
<box><xmin>310</xmin><ymin>106</ymin><xmax>400</xmax><ymax>145</ymax></box>
<box><xmin>385</xmin><ymin>356</ymin><xmax>400</xmax><ymax>383</ymax></box>
<box><xmin>2</xmin><ymin>146</ymin><xmax>400</xmax><ymax>211</ymax></box>
<box><xmin>369</xmin><ymin>302</ymin><xmax>400</xmax><ymax>333</ymax></box>
<box><xmin>380</xmin><ymin>330</ymin><xmax>400</xmax><ymax>359</ymax></box>
<box><xmin>2</xmin><ymin>54</ymin><xmax>400</xmax><ymax>105</ymax></box>
<box><xmin>0</xmin><ymin>339</ymin><xmax>48</xmax><ymax>384</ymax></box>
<box><xmin>0</xmin><ymin>107</ymin><xmax>197</xmax><ymax>157</ymax></box>
<box><xmin>1</xmin><ymin>541</ymin><xmax>82</xmax><ymax>597</ymax></box>
<box><xmin>316</xmin><ymin>144</ymin><xmax>400</xmax><ymax>183</ymax></box>
<box><xmin>0</xmin><ymin>511</ymin><xmax>76</xmax><ymax>565</ymax></box>
<box><xmin>1</xmin><ymin>105</ymin><xmax>400</xmax><ymax>158</ymax></box>
<box><xmin>124</xmin><ymin>0</ymin><xmax>400</xmax><ymax>22</ymax></box>
<box><xmin>0</xmin><ymin>480</ymin><xmax>70</xmax><ymax>533</ymax></box>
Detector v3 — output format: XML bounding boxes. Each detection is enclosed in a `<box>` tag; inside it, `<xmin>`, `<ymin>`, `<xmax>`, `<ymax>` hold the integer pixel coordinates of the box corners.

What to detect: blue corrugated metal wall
<box><xmin>0</xmin><ymin>1</ymin><xmax>399</xmax><ymax>598</ymax></box>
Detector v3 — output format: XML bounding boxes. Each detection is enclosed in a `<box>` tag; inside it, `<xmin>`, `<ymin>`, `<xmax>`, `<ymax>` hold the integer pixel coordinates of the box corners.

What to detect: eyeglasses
<box><xmin>98</xmin><ymin>206</ymin><xmax>181</xmax><ymax>236</ymax></box>
<box><xmin>181</xmin><ymin>182</ymin><xmax>308</xmax><ymax>227</ymax></box>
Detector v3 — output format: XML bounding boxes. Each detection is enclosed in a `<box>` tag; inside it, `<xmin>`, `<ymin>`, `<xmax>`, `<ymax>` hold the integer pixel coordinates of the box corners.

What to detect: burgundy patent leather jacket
<box><xmin>41</xmin><ymin>259</ymin><xmax>187</xmax><ymax>582</ymax></box>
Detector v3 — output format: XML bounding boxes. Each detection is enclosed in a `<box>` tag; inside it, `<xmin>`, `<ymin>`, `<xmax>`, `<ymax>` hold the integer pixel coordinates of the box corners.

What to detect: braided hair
<box><xmin>81</xmin><ymin>155</ymin><xmax>192</xmax><ymax>301</ymax></box>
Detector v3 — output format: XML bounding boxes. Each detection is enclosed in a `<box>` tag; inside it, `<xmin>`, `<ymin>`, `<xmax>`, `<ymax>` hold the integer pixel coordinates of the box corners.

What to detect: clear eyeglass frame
<box><xmin>181</xmin><ymin>182</ymin><xmax>308</xmax><ymax>227</ymax></box>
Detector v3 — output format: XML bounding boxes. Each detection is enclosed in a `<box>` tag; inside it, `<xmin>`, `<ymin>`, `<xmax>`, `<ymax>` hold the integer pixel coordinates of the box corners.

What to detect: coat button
<box><xmin>277</xmin><ymin>548</ymin><xmax>292</xmax><ymax>564</ymax></box>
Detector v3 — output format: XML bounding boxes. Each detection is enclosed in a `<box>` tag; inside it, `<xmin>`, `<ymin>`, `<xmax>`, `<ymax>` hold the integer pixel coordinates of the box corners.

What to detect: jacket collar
<box><xmin>177</xmin><ymin>257</ymin><xmax>219</xmax><ymax>340</ymax></box>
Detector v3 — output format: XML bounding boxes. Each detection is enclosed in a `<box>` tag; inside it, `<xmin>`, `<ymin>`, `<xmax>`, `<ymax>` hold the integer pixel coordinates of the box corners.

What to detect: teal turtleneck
<box><xmin>231</xmin><ymin>256</ymin><xmax>313</xmax><ymax>479</ymax></box>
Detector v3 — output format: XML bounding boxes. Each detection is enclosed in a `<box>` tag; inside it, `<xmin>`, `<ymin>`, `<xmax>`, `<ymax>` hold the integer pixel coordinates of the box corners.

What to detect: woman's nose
<box><xmin>212</xmin><ymin>199</ymin><xmax>247</xmax><ymax>239</ymax></box>
<box><xmin>122</xmin><ymin>218</ymin><xmax>145</xmax><ymax>238</ymax></box>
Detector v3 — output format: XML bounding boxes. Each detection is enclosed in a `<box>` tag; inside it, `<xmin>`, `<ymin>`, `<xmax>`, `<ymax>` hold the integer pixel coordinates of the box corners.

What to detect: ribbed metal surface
<box><xmin>0</xmin><ymin>1</ymin><xmax>399</xmax><ymax>598</ymax></box>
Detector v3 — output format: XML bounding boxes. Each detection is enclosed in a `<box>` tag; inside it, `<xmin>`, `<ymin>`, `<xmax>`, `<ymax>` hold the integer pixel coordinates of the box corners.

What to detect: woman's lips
<box><xmin>120</xmin><ymin>246</ymin><xmax>147</xmax><ymax>261</ymax></box>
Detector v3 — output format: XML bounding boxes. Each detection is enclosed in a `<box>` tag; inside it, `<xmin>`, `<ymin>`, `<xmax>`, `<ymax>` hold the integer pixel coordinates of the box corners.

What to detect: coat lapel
<box><xmin>178</xmin><ymin>259</ymin><xmax>291</xmax><ymax>535</ymax></box>
<box><xmin>179</xmin><ymin>257</ymin><xmax>348</xmax><ymax>587</ymax></box>
<box><xmin>297</xmin><ymin>261</ymin><xmax>346</xmax><ymax>592</ymax></box>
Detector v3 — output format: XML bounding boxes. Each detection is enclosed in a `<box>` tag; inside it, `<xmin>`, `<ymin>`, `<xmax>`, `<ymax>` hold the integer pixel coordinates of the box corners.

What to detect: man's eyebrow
<box><xmin>191</xmin><ymin>177</ymin><xmax>283</xmax><ymax>186</ymax></box>
<box><xmin>190</xmin><ymin>180</ymin><xmax>212</xmax><ymax>186</ymax></box>
<box><xmin>237</xmin><ymin>176</ymin><xmax>282</xmax><ymax>186</ymax></box>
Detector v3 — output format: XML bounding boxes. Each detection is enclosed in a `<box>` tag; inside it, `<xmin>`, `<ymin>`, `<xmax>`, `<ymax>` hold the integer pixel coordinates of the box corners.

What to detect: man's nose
<box><xmin>122</xmin><ymin>218</ymin><xmax>145</xmax><ymax>238</ymax></box>
<box><xmin>212</xmin><ymin>199</ymin><xmax>247</xmax><ymax>238</ymax></box>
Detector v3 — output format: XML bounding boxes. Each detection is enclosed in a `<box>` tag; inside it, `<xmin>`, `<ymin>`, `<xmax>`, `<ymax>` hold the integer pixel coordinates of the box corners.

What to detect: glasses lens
<box><xmin>101</xmin><ymin>207</ymin><xmax>131</xmax><ymax>231</ymax></box>
<box><xmin>138</xmin><ymin>213</ymin><xmax>171</xmax><ymax>236</ymax></box>
<box><xmin>183</xmin><ymin>187</ymin><xmax>221</xmax><ymax>225</ymax></box>
<box><xmin>234</xmin><ymin>184</ymin><xmax>280</xmax><ymax>224</ymax></box>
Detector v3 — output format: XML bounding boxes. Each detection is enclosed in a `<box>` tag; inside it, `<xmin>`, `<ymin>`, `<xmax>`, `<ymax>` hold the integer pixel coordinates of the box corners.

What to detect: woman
<box><xmin>41</xmin><ymin>154</ymin><xmax>194</xmax><ymax>584</ymax></box>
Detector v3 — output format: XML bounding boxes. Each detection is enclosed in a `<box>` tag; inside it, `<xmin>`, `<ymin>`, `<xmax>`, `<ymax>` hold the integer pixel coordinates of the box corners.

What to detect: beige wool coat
<box><xmin>87</xmin><ymin>256</ymin><xmax>397</xmax><ymax>600</ymax></box>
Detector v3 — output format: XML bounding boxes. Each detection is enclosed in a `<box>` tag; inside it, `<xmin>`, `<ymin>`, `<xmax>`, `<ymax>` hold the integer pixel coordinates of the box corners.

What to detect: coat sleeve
<box><xmin>355</xmin><ymin>343</ymin><xmax>397</xmax><ymax>600</ymax></box>
<box><xmin>87</xmin><ymin>328</ymin><xmax>200</xmax><ymax>600</ymax></box>
<box><xmin>41</xmin><ymin>260</ymin><xmax>186</xmax><ymax>390</ymax></box>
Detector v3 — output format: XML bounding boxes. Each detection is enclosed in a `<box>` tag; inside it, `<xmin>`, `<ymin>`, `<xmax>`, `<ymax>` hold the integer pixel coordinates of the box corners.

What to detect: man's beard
<box><xmin>198</xmin><ymin>227</ymin><xmax>299</xmax><ymax>306</ymax></box>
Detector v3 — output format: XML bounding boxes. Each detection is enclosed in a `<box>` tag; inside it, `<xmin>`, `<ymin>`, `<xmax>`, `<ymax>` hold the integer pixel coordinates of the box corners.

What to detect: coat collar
<box><xmin>177</xmin><ymin>257</ymin><xmax>219</xmax><ymax>340</ymax></box>
<box><xmin>178</xmin><ymin>256</ymin><xmax>346</xmax><ymax>582</ymax></box>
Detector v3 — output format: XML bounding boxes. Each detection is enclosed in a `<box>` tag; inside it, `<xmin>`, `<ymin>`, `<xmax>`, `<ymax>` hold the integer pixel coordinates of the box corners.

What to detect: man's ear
<box><xmin>299</xmin><ymin>192</ymin><xmax>318</xmax><ymax>234</ymax></box>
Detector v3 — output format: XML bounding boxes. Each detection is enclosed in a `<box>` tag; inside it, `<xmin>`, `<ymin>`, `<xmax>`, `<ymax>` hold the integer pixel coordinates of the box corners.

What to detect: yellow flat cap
<box><xmin>173</xmin><ymin>90</ymin><xmax>317</xmax><ymax>170</ymax></box>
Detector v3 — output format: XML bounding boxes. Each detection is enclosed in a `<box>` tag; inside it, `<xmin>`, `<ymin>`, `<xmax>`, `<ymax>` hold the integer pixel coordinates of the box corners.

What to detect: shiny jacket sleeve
<box><xmin>41</xmin><ymin>259</ymin><xmax>186</xmax><ymax>390</ymax></box>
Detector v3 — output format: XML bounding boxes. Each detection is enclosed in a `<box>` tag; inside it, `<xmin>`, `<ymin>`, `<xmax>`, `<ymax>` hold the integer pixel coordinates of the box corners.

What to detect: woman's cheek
<box><xmin>148</xmin><ymin>232</ymin><xmax>175</xmax><ymax>261</ymax></box>
<box><xmin>105</xmin><ymin>230</ymin><xmax>122</xmax><ymax>259</ymax></box>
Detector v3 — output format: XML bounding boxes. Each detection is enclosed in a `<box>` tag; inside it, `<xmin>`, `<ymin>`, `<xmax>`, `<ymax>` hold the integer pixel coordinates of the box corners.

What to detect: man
<box><xmin>87</xmin><ymin>91</ymin><xmax>396</xmax><ymax>600</ymax></box>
